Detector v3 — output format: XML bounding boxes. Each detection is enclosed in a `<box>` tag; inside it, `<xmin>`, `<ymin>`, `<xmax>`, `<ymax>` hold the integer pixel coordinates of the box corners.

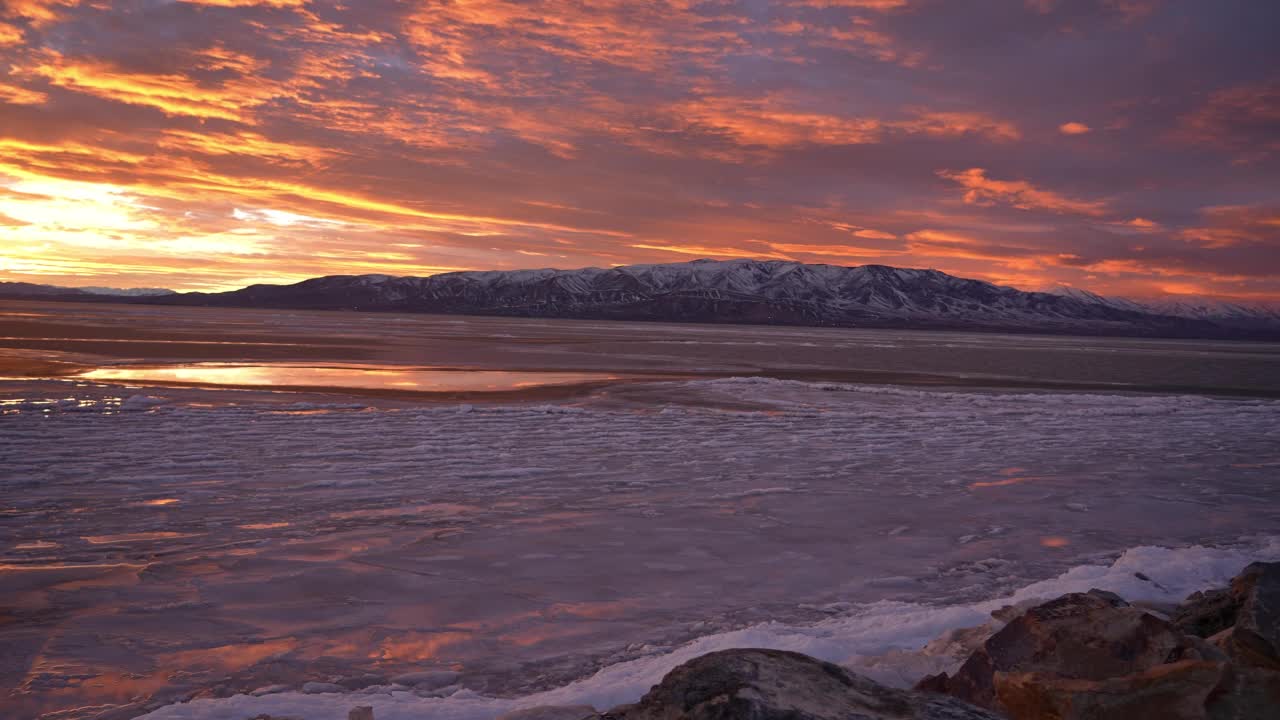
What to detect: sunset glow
<box><xmin>1</xmin><ymin>0</ymin><xmax>1277</xmax><ymax>299</ymax></box>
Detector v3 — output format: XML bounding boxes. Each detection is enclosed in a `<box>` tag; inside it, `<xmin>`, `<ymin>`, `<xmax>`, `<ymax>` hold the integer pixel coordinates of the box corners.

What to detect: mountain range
<box><xmin>0</xmin><ymin>281</ymin><xmax>175</xmax><ymax>298</ymax></box>
<box><xmin>4</xmin><ymin>260</ymin><xmax>1278</xmax><ymax>339</ymax></box>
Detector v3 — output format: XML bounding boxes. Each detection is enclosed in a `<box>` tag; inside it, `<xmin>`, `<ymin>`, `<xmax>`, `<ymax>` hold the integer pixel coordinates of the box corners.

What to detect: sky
<box><xmin>0</xmin><ymin>0</ymin><xmax>1277</xmax><ymax>299</ymax></box>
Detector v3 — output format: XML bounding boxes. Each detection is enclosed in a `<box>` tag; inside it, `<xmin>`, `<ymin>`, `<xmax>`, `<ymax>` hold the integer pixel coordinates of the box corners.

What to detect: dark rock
<box><xmin>605</xmin><ymin>648</ymin><xmax>1002</xmax><ymax>720</ymax></box>
<box><xmin>348</xmin><ymin>707</ymin><xmax>374</xmax><ymax>720</ymax></box>
<box><xmin>919</xmin><ymin>579</ymin><xmax>1280</xmax><ymax>719</ymax></box>
<box><xmin>915</xmin><ymin>672</ymin><xmax>951</xmax><ymax>695</ymax></box>
<box><xmin>927</xmin><ymin>589</ymin><xmax>1210</xmax><ymax>711</ymax></box>
<box><xmin>1224</xmin><ymin>563</ymin><xmax>1280</xmax><ymax>669</ymax></box>
<box><xmin>1203</xmin><ymin>663</ymin><xmax>1280</xmax><ymax>718</ymax></box>
<box><xmin>1177</xmin><ymin>587</ymin><xmax>1241</xmax><ymax>639</ymax></box>
<box><xmin>1175</xmin><ymin>563</ymin><xmax>1280</xmax><ymax>637</ymax></box>
<box><xmin>1176</xmin><ymin>562</ymin><xmax>1280</xmax><ymax>671</ymax></box>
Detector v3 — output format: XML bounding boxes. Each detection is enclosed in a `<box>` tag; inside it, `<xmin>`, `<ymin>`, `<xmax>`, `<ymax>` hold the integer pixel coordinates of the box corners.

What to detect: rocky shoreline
<box><xmin>255</xmin><ymin>561</ymin><xmax>1280</xmax><ymax>720</ymax></box>
<box><xmin>507</xmin><ymin>561</ymin><xmax>1278</xmax><ymax>720</ymax></box>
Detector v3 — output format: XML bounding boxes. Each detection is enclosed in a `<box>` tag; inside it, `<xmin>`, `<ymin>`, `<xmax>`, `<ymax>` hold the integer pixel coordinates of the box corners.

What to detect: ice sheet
<box><xmin>134</xmin><ymin>537</ymin><xmax>1280</xmax><ymax>720</ymax></box>
<box><xmin>3</xmin><ymin>379</ymin><xmax>1279</xmax><ymax>719</ymax></box>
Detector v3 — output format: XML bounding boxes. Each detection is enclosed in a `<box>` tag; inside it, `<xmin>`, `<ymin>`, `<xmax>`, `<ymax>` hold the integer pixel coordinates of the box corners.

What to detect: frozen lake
<box><xmin>2</xmin><ymin>301</ymin><xmax>1279</xmax><ymax>719</ymax></box>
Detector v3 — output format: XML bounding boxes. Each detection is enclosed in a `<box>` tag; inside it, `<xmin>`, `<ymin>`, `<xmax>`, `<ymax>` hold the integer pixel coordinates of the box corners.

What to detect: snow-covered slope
<box><xmin>154</xmin><ymin>259</ymin><xmax>1278</xmax><ymax>338</ymax></box>
<box><xmin>1143</xmin><ymin>298</ymin><xmax>1280</xmax><ymax>323</ymax></box>
<box><xmin>1044</xmin><ymin>285</ymin><xmax>1280</xmax><ymax>336</ymax></box>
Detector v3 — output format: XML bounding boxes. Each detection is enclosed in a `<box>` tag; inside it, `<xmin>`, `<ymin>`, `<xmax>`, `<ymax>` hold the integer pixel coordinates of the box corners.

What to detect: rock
<box><xmin>993</xmin><ymin>660</ymin><xmax>1225</xmax><ymax>720</ymax></box>
<box><xmin>928</xmin><ymin>589</ymin><xmax>1208</xmax><ymax>710</ymax></box>
<box><xmin>301</xmin><ymin>681</ymin><xmax>345</xmax><ymax>694</ymax></box>
<box><xmin>993</xmin><ymin>660</ymin><xmax>1280</xmax><ymax>720</ymax></box>
<box><xmin>1176</xmin><ymin>561</ymin><xmax>1280</xmax><ymax>670</ymax></box>
<box><xmin>606</xmin><ymin>648</ymin><xmax>1002</xmax><ymax>720</ymax></box>
<box><xmin>1175</xmin><ymin>562</ymin><xmax>1280</xmax><ymax>636</ymax></box>
<box><xmin>348</xmin><ymin>707</ymin><xmax>375</xmax><ymax>720</ymax></box>
<box><xmin>915</xmin><ymin>672</ymin><xmax>950</xmax><ymax>694</ymax></box>
<box><xmin>1223</xmin><ymin>562</ymin><xmax>1280</xmax><ymax>668</ymax></box>
<box><xmin>1202</xmin><ymin>663</ymin><xmax>1280</xmax><ymax>718</ymax></box>
<box><xmin>1208</xmin><ymin>627</ymin><xmax>1280</xmax><ymax>671</ymax></box>
<box><xmin>390</xmin><ymin>670</ymin><xmax>459</xmax><ymax>689</ymax></box>
<box><xmin>921</xmin><ymin>584</ymin><xmax>1280</xmax><ymax>719</ymax></box>
<box><xmin>1175</xmin><ymin>587</ymin><xmax>1237</xmax><ymax>638</ymax></box>
<box><xmin>989</xmin><ymin>598</ymin><xmax>1040</xmax><ymax>623</ymax></box>
<box><xmin>496</xmin><ymin>705</ymin><xmax>599</xmax><ymax>720</ymax></box>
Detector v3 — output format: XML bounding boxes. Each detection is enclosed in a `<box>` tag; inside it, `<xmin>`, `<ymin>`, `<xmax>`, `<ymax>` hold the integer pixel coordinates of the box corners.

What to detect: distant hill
<box><xmin>121</xmin><ymin>259</ymin><xmax>1280</xmax><ymax>340</ymax></box>
<box><xmin>0</xmin><ymin>281</ymin><xmax>174</xmax><ymax>300</ymax></box>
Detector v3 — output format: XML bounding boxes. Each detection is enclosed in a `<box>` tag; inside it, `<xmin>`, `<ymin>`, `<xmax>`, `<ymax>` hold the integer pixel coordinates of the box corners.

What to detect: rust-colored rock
<box><xmin>925</xmin><ymin>589</ymin><xmax>1208</xmax><ymax>710</ymax></box>
<box><xmin>993</xmin><ymin>660</ymin><xmax>1224</xmax><ymax>720</ymax></box>
<box><xmin>917</xmin><ymin>568</ymin><xmax>1280</xmax><ymax>720</ymax></box>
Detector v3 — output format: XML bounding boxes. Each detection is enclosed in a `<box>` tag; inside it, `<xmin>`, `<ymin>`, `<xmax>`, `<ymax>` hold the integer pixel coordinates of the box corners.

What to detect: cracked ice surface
<box><xmin>3</xmin><ymin>379</ymin><xmax>1279</xmax><ymax>719</ymax></box>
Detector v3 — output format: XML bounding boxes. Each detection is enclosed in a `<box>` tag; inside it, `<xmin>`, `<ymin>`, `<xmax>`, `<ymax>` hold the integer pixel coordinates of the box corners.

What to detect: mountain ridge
<box><xmin>127</xmin><ymin>259</ymin><xmax>1276</xmax><ymax>340</ymax></box>
<box><xmin>0</xmin><ymin>281</ymin><xmax>175</xmax><ymax>298</ymax></box>
<box><xmin>3</xmin><ymin>260</ymin><xmax>1277</xmax><ymax>339</ymax></box>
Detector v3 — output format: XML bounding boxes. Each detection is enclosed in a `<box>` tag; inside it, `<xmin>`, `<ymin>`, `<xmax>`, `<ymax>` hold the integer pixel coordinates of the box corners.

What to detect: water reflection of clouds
<box><xmin>79</xmin><ymin>363</ymin><xmax>633</xmax><ymax>392</ymax></box>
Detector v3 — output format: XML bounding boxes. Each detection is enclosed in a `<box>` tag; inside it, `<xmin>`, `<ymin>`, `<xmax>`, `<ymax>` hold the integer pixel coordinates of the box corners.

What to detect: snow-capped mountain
<box><xmin>1043</xmin><ymin>285</ymin><xmax>1280</xmax><ymax>330</ymax></box>
<box><xmin>151</xmin><ymin>259</ymin><xmax>1278</xmax><ymax>339</ymax></box>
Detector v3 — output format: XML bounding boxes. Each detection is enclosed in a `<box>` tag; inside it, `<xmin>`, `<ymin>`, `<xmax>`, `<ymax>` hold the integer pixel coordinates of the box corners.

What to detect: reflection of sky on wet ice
<box><xmin>79</xmin><ymin>363</ymin><xmax>635</xmax><ymax>392</ymax></box>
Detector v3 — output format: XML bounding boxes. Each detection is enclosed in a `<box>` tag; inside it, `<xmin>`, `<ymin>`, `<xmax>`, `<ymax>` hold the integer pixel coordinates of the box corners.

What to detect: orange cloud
<box><xmin>938</xmin><ymin>168</ymin><xmax>1108</xmax><ymax>216</ymax></box>
<box><xmin>0</xmin><ymin>80</ymin><xmax>45</xmax><ymax>104</ymax></box>
<box><xmin>795</xmin><ymin>0</ymin><xmax>909</xmax><ymax>8</ymax></box>
<box><xmin>157</xmin><ymin>130</ymin><xmax>340</xmax><ymax>165</ymax></box>
<box><xmin>769</xmin><ymin>242</ymin><xmax>903</xmax><ymax>259</ymax></box>
<box><xmin>779</xmin><ymin>13</ymin><xmax>925</xmax><ymax>67</ymax></box>
<box><xmin>905</xmin><ymin>229</ymin><xmax>1046</xmax><ymax>269</ymax></box>
<box><xmin>853</xmin><ymin>228</ymin><xmax>897</xmax><ymax>240</ymax></box>
<box><xmin>27</xmin><ymin>49</ymin><xmax>283</xmax><ymax>122</ymax></box>
<box><xmin>1</xmin><ymin>0</ymin><xmax>78</xmax><ymax>25</ymax></box>
<box><xmin>897</xmin><ymin>111</ymin><xmax>1021</xmax><ymax>141</ymax></box>
<box><xmin>1058</xmin><ymin>122</ymin><xmax>1091</xmax><ymax>135</ymax></box>
<box><xmin>631</xmin><ymin>242</ymin><xmax>793</xmax><ymax>260</ymax></box>
<box><xmin>673</xmin><ymin>97</ymin><xmax>1018</xmax><ymax>151</ymax></box>
<box><xmin>1179</xmin><ymin>204</ymin><xmax>1280</xmax><ymax>248</ymax></box>
<box><xmin>404</xmin><ymin>0</ymin><xmax>741</xmax><ymax>81</ymax></box>
<box><xmin>0</xmin><ymin>21</ymin><xmax>23</xmax><ymax>45</ymax></box>
<box><xmin>1176</xmin><ymin>81</ymin><xmax>1280</xmax><ymax>162</ymax></box>
<box><xmin>180</xmin><ymin>0</ymin><xmax>307</xmax><ymax>6</ymax></box>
